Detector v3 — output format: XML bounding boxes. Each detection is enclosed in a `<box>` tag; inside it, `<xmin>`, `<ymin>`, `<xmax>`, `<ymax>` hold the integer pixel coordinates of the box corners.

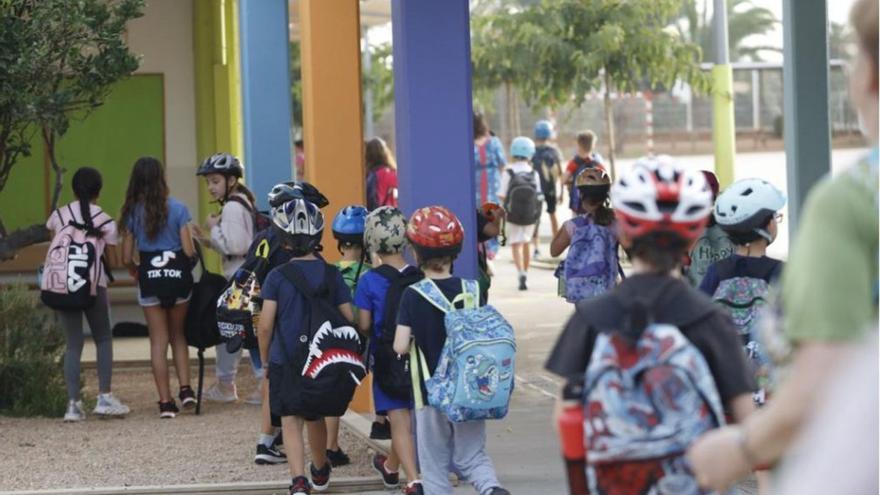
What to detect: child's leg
<box><xmin>260</xmin><ymin>377</ymin><xmax>274</xmax><ymax>435</ymax></box>
<box><xmin>306</xmin><ymin>418</ymin><xmax>329</xmax><ymax>468</ymax></box>
<box><xmin>214</xmin><ymin>344</ymin><xmax>241</xmax><ymax>388</ymax></box>
<box><xmin>511</xmin><ymin>242</ymin><xmax>523</xmax><ymax>271</ymax></box>
<box><xmin>84</xmin><ymin>288</ymin><xmax>113</xmax><ymax>394</ymax></box>
<box><xmin>522</xmin><ymin>242</ymin><xmax>532</xmax><ymax>272</ymax></box>
<box><xmin>388</xmin><ymin>408</ymin><xmax>419</xmax><ymax>483</ymax></box>
<box><xmin>415</xmin><ymin>406</ymin><xmax>454</xmax><ymax>493</ymax></box>
<box><xmin>59</xmin><ymin>309</ymin><xmax>86</xmax><ymax>401</ymax></box>
<box><xmin>143</xmin><ymin>306</ymin><xmax>171</xmax><ymax>402</ymax></box>
<box><xmin>167</xmin><ymin>302</ymin><xmax>191</xmax><ymax>387</ymax></box>
<box><xmin>325</xmin><ymin>416</ymin><xmax>341</xmax><ymax>451</ymax></box>
<box><xmin>282</xmin><ymin>415</ymin><xmax>306</xmax><ymax>478</ymax></box>
<box><xmin>451</xmin><ymin>419</ymin><xmax>501</xmax><ymax>494</ymax></box>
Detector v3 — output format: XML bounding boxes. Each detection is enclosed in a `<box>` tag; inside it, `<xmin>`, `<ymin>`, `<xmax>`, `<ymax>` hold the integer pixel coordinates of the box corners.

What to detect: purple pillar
<box><xmin>391</xmin><ymin>0</ymin><xmax>477</xmax><ymax>278</ymax></box>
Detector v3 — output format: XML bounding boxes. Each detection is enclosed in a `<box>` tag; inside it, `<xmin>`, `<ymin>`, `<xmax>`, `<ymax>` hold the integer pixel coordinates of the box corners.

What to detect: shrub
<box><xmin>0</xmin><ymin>284</ymin><xmax>67</xmax><ymax>416</ymax></box>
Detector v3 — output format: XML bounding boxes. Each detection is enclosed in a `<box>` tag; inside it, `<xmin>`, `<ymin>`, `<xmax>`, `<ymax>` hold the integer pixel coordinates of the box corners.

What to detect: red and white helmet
<box><xmin>407</xmin><ymin>206</ymin><xmax>464</xmax><ymax>259</ymax></box>
<box><xmin>610</xmin><ymin>155</ymin><xmax>712</xmax><ymax>243</ymax></box>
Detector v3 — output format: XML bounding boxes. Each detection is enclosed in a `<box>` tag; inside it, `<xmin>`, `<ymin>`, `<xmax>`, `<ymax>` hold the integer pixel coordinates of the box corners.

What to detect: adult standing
<box><xmin>474</xmin><ymin>113</ymin><xmax>506</xmax><ymax>258</ymax></box>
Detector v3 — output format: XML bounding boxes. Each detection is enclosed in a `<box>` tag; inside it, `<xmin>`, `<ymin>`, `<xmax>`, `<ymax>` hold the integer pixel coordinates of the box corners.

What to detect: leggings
<box><xmin>57</xmin><ymin>287</ymin><xmax>113</xmax><ymax>400</ymax></box>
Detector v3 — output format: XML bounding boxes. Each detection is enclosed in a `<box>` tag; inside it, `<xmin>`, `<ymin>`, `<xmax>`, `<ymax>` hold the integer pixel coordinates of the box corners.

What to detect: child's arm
<box><xmin>357</xmin><ymin>309</ymin><xmax>372</xmax><ymax>336</ymax></box>
<box><xmin>257</xmin><ymin>299</ymin><xmax>278</xmax><ymax>368</ymax></box>
<box><xmin>180</xmin><ymin>223</ymin><xmax>196</xmax><ymax>258</ymax></box>
<box><xmin>550</xmin><ymin>222</ymin><xmax>572</xmax><ymax>257</ymax></box>
<box><xmin>393</xmin><ymin>324</ymin><xmax>412</xmax><ymax>355</ymax></box>
<box><xmin>121</xmin><ymin>231</ymin><xmax>137</xmax><ymax>277</ymax></box>
<box><xmin>338</xmin><ymin>303</ymin><xmax>356</xmax><ymax>327</ymax></box>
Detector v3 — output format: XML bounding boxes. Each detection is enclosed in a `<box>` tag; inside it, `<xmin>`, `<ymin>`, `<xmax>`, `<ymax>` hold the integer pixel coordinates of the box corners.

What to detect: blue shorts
<box><xmin>372</xmin><ymin>375</ymin><xmax>413</xmax><ymax>412</ymax></box>
<box><xmin>137</xmin><ymin>287</ymin><xmax>191</xmax><ymax>307</ymax></box>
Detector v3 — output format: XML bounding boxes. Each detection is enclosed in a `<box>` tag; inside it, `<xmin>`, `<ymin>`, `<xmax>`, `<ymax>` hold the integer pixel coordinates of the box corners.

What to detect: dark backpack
<box><xmin>504</xmin><ymin>169</ymin><xmax>542</xmax><ymax>225</ymax></box>
<box><xmin>531</xmin><ymin>145</ymin><xmax>560</xmax><ymax>196</ymax></box>
<box><xmin>568</xmin><ymin>157</ymin><xmax>600</xmax><ymax>212</ymax></box>
<box><xmin>371</xmin><ymin>265</ymin><xmax>424</xmax><ymax>400</ymax></box>
<box><xmin>215</xmin><ymin>238</ymin><xmax>273</xmax><ymax>353</ymax></box>
<box><xmin>276</xmin><ymin>263</ymin><xmax>366</xmax><ymax>417</ymax></box>
<box><xmin>137</xmin><ymin>248</ymin><xmax>195</xmax><ymax>308</ymax></box>
<box><xmin>227</xmin><ymin>195</ymin><xmax>272</xmax><ymax>237</ymax></box>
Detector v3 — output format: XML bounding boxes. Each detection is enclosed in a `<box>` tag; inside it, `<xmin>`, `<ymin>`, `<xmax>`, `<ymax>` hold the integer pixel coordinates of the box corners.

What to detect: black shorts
<box><xmin>268</xmin><ymin>364</ymin><xmax>323</xmax><ymax>421</ymax></box>
<box><xmin>545</xmin><ymin>193</ymin><xmax>557</xmax><ymax>214</ymax></box>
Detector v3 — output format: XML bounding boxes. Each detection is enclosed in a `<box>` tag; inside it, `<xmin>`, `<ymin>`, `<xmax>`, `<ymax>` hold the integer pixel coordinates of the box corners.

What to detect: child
<box><xmin>193</xmin><ymin>152</ymin><xmax>262</xmax><ymax>405</ymax></box>
<box><xmin>549</xmin><ymin>168</ymin><xmax>618</xmax><ymax>303</ymax></box>
<box><xmin>685</xmin><ymin>171</ymin><xmax>735</xmax><ymax>287</ymax></box>
<box><xmin>257</xmin><ymin>197</ymin><xmax>356</xmax><ymax>495</ymax></box>
<box><xmin>45</xmin><ymin>167</ymin><xmax>130</xmax><ymax>421</ymax></box>
<box><xmin>531</xmin><ymin>120</ymin><xmax>564</xmax><ymax>256</ymax></box>
<box><xmin>561</xmin><ymin>130</ymin><xmax>605</xmax><ymax>214</ymax></box>
<box><xmin>120</xmin><ymin>157</ymin><xmax>196</xmax><ymax>419</ymax></box>
<box><xmin>477</xmin><ymin>203</ymin><xmax>505</xmax><ymax>302</ymax></box>
<box><xmin>324</xmin><ymin>205</ymin><xmax>371</xmax><ymax>467</ymax></box>
<box><xmin>365</xmin><ymin>138</ymin><xmax>399</xmax><ymax>211</ymax></box>
<box><xmin>701</xmin><ymin>178</ymin><xmax>786</xmax><ymax>406</ymax></box>
<box><xmin>355</xmin><ymin>206</ymin><xmax>423</xmax><ymax>494</ymax></box>
<box><xmin>393</xmin><ymin>206</ymin><xmax>510</xmax><ymax>495</ymax></box>
<box><xmin>499</xmin><ymin>136</ymin><xmax>543</xmax><ymax>291</ymax></box>
<box><xmin>545</xmin><ymin>156</ymin><xmax>756</xmax><ymax>494</ymax></box>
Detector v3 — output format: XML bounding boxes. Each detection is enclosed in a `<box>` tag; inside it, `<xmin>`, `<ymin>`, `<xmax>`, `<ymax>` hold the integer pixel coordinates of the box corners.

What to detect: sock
<box><xmin>384</xmin><ymin>460</ymin><xmax>399</xmax><ymax>474</ymax></box>
<box><xmin>259</xmin><ymin>433</ymin><xmax>275</xmax><ymax>448</ymax></box>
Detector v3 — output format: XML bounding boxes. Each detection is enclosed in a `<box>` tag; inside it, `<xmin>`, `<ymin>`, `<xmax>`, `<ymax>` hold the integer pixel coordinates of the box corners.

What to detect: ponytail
<box><xmin>72</xmin><ymin>167</ymin><xmax>104</xmax><ymax>238</ymax></box>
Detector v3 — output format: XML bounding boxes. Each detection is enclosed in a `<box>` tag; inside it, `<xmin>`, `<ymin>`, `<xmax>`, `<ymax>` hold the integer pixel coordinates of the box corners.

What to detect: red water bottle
<box><xmin>558</xmin><ymin>380</ymin><xmax>588</xmax><ymax>495</ymax></box>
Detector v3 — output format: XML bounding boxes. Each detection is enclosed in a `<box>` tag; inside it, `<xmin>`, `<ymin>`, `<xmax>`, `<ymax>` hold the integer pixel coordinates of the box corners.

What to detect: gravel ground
<box><xmin>0</xmin><ymin>367</ymin><xmax>376</xmax><ymax>492</ymax></box>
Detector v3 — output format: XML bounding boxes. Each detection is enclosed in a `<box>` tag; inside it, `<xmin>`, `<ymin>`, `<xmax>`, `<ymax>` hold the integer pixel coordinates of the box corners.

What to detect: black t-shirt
<box><xmin>699</xmin><ymin>255</ymin><xmax>783</xmax><ymax>296</ymax></box>
<box><xmin>545</xmin><ymin>274</ymin><xmax>755</xmax><ymax>406</ymax></box>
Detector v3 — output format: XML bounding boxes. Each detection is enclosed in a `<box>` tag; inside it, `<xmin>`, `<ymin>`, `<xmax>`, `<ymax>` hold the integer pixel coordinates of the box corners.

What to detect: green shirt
<box><xmin>686</xmin><ymin>224</ymin><xmax>736</xmax><ymax>287</ymax></box>
<box><xmin>336</xmin><ymin>260</ymin><xmax>371</xmax><ymax>294</ymax></box>
<box><xmin>783</xmin><ymin>153</ymin><xmax>879</xmax><ymax>342</ymax></box>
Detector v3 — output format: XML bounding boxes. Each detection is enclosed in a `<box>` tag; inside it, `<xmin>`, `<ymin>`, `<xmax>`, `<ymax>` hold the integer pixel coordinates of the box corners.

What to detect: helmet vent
<box><xmin>657</xmin><ymin>200</ymin><xmax>677</xmax><ymax>214</ymax></box>
<box><xmin>685</xmin><ymin>205</ymin><xmax>703</xmax><ymax>215</ymax></box>
<box><xmin>741</xmin><ymin>188</ymin><xmax>753</xmax><ymax>196</ymax></box>
<box><xmin>624</xmin><ymin>201</ymin><xmax>646</xmax><ymax>213</ymax></box>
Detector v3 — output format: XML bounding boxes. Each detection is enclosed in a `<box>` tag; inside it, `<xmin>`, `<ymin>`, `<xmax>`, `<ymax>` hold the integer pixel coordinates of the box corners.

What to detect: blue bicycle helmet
<box><xmin>534</xmin><ymin>120</ymin><xmax>554</xmax><ymax>140</ymax></box>
<box><xmin>332</xmin><ymin>205</ymin><xmax>369</xmax><ymax>245</ymax></box>
<box><xmin>510</xmin><ymin>136</ymin><xmax>536</xmax><ymax>160</ymax></box>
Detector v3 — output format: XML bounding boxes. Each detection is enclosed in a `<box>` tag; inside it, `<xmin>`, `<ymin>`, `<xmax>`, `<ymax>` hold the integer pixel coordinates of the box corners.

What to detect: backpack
<box><xmin>40</xmin><ymin>205</ymin><xmax>114</xmax><ymax>311</ymax></box>
<box><xmin>583</xmin><ymin>322</ymin><xmax>725</xmax><ymax>492</ymax></box>
<box><xmin>563</xmin><ymin>217</ymin><xmax>619</xmax><ymax>303</ymax></box>
<box><xmin>504</xmin><ymin>169</ymin><xmax>542</xmax><ymax>226</ymax></box>
<box><xmin>137</xmin><ymin>248</ymin><xmax>195</xmax><ymax>308</ymax></box>
<box><xmin>275</xmin><ymin>263</ymin><xmax>366</xmax><ymax>417</ymax></box>
<box><xmin>227</xmin><ymin>195</ymin><xmax>271</xmax><ymax>237</ymax></box>
<box><xmin>410</xmin><ymin>278</ymin><xmax>516</xmax><ymax>422</ymax></box>
<box><xmin>215</xmin><ymin>238</ymin><xmax>272</xmax><ymax>353</ymax></box>
<box><xmin>711</xmin><ymin>260</ymin><xmax>781</xmax><ymax>404</ymax></box>
<box><xmin>568</xmin><ymin>157</ymin><xmax>601</xmax><ymax>212</ymax></box>
<box><xmin>366</xmin><ymin>166</ymin><xmax>398</xmax><ymax>211</ymax></box>
<box><xmin>372</xmin><ymin>265</ymin><xmax>424</xmax><ymax>400</ymax></box>
<box><xmin>531</xmin><ymin>145</ymin><xmax>559</xmax><ymax>196</ymax></box>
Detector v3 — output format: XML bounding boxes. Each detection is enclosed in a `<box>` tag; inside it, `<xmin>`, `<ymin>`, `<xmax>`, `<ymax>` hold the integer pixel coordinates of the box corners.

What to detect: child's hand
<box><xmin>207</xmin><ymin>214</ymin><xmax>220</xmax><ymax>229</ymax></box>
<box><xmin>127</xmin><ymin>266</ymin><xmax>138</xmax><ymax>280</ymax></box>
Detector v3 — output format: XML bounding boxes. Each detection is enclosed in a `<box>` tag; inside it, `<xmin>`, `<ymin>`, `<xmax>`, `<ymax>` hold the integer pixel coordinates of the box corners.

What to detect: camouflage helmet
<box><xmin>364</xmin><ymin>206</ymin><xmax>408</xmax><ymax>254</ymax></box>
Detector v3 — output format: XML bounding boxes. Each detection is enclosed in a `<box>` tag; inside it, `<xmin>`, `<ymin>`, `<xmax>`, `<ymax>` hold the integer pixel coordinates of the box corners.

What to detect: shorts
<box><xmin>507</xmin><ymin>223</ymin><xmax>536</xmax><ymax>244</ymax></box>
<box><xmin>268</xmin><ymin>364</ymin><xmax>323</xmax><ymax>421</ymax></box>
<box><xmin>137</xmin><ymin>288</ymin><xmax>191</xmax><ymax>307</ymax></box>
<box><xmin>544</xmin><ymin>193</ymin><xmax>557</xmax><ymax>214</ymax></box>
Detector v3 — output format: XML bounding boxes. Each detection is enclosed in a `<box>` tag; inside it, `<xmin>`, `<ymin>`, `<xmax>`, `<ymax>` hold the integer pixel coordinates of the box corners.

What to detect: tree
<box><xmin>0</xmin><ymin>0</ymin><xmax>143</xmax><ymax>259</ymax></box>
<box><xmin>678</xmin><ymin>0</ymin><xmax>780</xmax><ymax>62</ymax></box>
<box><xmin>829</xmin><ymin>21</ymin><xmax>854</xmax><ymax>61</ymax></box>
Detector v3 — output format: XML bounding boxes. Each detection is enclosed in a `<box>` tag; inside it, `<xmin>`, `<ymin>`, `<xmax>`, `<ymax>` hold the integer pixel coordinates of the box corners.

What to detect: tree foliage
<box><xmin>678</xmin><ymin>0</ymin><xmax>779</xmax><ymax>62</ymax></box>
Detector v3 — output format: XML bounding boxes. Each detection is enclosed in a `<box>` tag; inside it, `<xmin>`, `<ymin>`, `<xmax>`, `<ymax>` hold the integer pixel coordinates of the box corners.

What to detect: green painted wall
<box><xmin>0</xmin><ymin>74</ymin><xmax>165</xmax><ymax>231</ymax></box>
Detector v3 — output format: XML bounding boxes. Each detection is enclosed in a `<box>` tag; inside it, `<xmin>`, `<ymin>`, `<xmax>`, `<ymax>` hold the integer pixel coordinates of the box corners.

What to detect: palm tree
<box><xmin>679</xmin><ymin>0</ymin><xmax>780</xmax><ymax>62</ymax></box>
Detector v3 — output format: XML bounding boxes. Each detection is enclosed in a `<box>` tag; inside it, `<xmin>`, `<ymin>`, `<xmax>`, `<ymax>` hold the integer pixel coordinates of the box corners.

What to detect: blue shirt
<box><xmin>128</xmin><ymin>197</ymin><xmax>191</xmax><ymax>252</ymax></box>
<box><xmin>354</xmin><ymin>268</ymin><xmax>402</xmax><ymax>343</ymax></box>
<box><xmin>262</xmin><ymin>259</ymin><xmax>352</xmax><ymax>365</ymax></box>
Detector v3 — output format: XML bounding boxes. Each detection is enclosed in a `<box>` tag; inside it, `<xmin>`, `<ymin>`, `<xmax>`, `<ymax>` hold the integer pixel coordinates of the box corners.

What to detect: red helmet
<box><xmin>610</xmin><ymin>155</ymin><xmax>712</xmax><ymax>243</ymax></box>
<box><xmin>407</xmin><ymin>206</ymin><xmax>464</xmax><ymax>258</ymax></box>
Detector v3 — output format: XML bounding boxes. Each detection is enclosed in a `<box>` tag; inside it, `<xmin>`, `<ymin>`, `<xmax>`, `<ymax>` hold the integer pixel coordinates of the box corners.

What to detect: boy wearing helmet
<box><xmin>499</xmin><ymin>136</ymin><xmax>543</xmax><ymax>291</ymax></box>
<box><xmin>561</xmin><ymin>130</ymin><xmax>605</xmax><ymax>214</ymax></box>
<box><xmin>532</xmin><ymin>120</ymin><xmax>564</xmax><ymax>250</ymax></box>
<box><xmin>545</xmin><ymin>157</ymin><xmax>755</xmax><ymax>494</ymax></box>
<box><xmin>257</xmin><ymin>197</ymin><xmax>357</xmax><ymax>495</ymax></box>
<box><xmin>392</xmin><ymin>206</ymin><xmax>509</xmax><ymax>495</ymax></box>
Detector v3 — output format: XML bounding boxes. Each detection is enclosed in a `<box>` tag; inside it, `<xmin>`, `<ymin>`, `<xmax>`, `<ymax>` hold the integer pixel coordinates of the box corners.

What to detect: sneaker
<box><xmin>488</xmin><ymin>488</ymin><xmax>511</xmax><ymax>495</ymax></box>
<box><xmin>272</xmin><ymin>431</ymin><xmax>284</xmax><ymax>448</ymax></box>
<box><xmin>63</xmin><ymin>400</ymin><xmax>85</xmax><ymax>422</ymax></box>
<box><xmin>203</xmin><ymin>382</ymin><xmax>237</xmax><ymax>403</ymax></box>
<box><xmin>404</xmin><ymin>480</ymin><xmax>425</xmax><ymax>495</ymax></box>
<box><xmin>309</xmin><ymin>462</ymin><xmax>331</xmax><ymax>492</ymax></box>
<box><xmin>158</xmin><ymin>400</ymin><xmax>179</xmax><ymax>419</ymax></box>
<box><xmin>93</xmin><ymin>393</ymin><xmax>130</xmax><ymax>417</ymax></box>
<box><xmin>244</xmin><ymin>386</ymin><xmax>262</xmax><ymax>405</ymax></box>
<box><xmin>326</xmin><ymin>448</ymin><xmax>350</xmax><ymax>467</ymax></box>
<box><xmin>371</xmin><ymin>453</ymin><xmax>400</xmax><ymax>489</ymax></box>
<box><xmin>518</xmin><ymin>274</ymin><xmax>528</xmax><ymax>291</ymax></box>
<box><xmin>254</xmin><ymin>443</ymin><xmax>287</xmax><ymax>465</ymax></box>
<box><xmin>288</xmin><ymin>476</ymin><xmax>311</xmax><ymax>495</ymax></box>
<box><xmin>369</xmin><ymin>420</ymin><xmax>391</xmax><ymax>440</ymax></box>
<box><xmin>179</xmin><ymin>386</ymin><xmax>198</xmax><ymax>408</ymax></box>
<box><xmin>533</xmin><ymin>248</ymin><xmax>541</xmax><ymax>258</ymax></box>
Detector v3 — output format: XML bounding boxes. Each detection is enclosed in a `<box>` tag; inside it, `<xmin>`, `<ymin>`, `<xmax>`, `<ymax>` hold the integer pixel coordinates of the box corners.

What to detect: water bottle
<box><xmin>558</xmin><ymin>380</ymin><xmax>588</xmax><ymax>495</ymax></box>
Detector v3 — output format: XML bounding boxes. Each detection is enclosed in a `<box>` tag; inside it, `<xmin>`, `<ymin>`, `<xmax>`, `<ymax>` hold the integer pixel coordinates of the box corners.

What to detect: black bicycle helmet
<box><xmin>197</xmin><ymin>153</ymin><xmax>244</xmax><ymax>178</ymax></box>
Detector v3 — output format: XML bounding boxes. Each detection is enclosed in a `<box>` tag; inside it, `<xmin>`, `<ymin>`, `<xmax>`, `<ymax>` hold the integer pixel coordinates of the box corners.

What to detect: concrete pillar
<box><xmin>783</xmin><ymin>0</ymin><xmax>831</xmax><ymax>234</ymax></box>
<box><xmin>239</xmin><ymin>0</ymin><xmax>294</xmax><ymax>210</ymax></box>
<box><xmin>391</xmin><ymin>0</ymin><xmax>478</xmax><ymax>279</ymax></box>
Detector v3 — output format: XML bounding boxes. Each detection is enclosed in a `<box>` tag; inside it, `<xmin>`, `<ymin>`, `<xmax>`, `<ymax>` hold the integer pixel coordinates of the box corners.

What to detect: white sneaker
<box><xmin>244</xmin><ymin>387</ymin><xmax>262</xmax><ymax>405</ymax></box>
<box><xmin>63</xmin><ymin>400</ymin><xmax>85</xmax><ymax>422</ymax></box>
<box><xmin>203</xmin><ymin>382</ymin><xmax>238</xmax><ymax>403</ymax></box>
<box><xmin>93</xmin><ymin>393</ymin><xmax>130</xmax><ymax>417</ymax></box>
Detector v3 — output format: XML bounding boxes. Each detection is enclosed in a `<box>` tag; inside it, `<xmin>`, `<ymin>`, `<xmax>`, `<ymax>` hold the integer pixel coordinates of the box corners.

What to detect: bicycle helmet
<box><xmin>332</xmin><ymin>205</ymin><xmax>369</xmax><ymax>245</ymax></box>
<box><xmin>407</xmin><ymin>206</ymin><xmax>464</xmax><ymax>260</ymax></box>
<box><xmin>510</xmin><ymin>136</ymin><xmax>536</xmax><ymax>160</ymax></box>
<box><xmin>714</xmin><ymin>178</ymin><xmax>786</xmax><ymax>243</ymax></box>
<box><xmin>364</xmin><ymin>206</ymin><xmax>408</xmax><ymax>255</ymax></box>
<box><xmin>534</xmin><ymin>120</ymin><xmax>554</xmax><ymax>140</ymax></box>
<box><xmin>271</xmin><ymin>198</ymin><xmax>324</xmax><ymax>254</ymax></box>
<box><xmin>611</xmin><ymin>155</ymin><xmax>713</xmax><ymax>243</ymax></box>
<box><xmin>575</xmin><ymin>168</ymin><xmax>611</xmax><ymax>201</ymax></box>
<box><xmin>267</xmin><ymin>181</ymin><xmax>329</xmax><ymax>209</ymax></box>
<box><xmin>197</xmin><ymin>153</ymin><xmax>243</xmax><ymax>178</ymax></box>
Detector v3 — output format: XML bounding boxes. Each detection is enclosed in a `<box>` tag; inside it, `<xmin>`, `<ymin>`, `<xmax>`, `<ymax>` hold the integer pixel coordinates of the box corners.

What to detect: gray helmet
<box><xmin>267</xmin><ymin>181</ymin><xmax>329</xmax><ymax>209</ymax></box>
<box><xmin>364</xmin><ymin>206</ymin><xmax>408</xmax><ymax>255</ymax></box>
<box><xmin>197</xmin><ymin>152</ymin><xmax>243</xmax><ymax>178</ymax></box>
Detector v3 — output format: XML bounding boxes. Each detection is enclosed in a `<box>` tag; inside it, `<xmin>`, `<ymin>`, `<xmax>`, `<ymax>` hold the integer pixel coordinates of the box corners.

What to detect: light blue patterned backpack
<box><xmin>410</xmin><ymin>278</ymin><xmax>516</xmax><ymax>422</ymax></box>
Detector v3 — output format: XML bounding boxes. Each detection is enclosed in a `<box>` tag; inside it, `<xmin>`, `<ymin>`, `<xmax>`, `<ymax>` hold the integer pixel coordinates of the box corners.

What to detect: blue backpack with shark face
<box><xmin>276</xmin><ymin>263</ymin><xmax>366</xmax><ymax>417</ymax></box>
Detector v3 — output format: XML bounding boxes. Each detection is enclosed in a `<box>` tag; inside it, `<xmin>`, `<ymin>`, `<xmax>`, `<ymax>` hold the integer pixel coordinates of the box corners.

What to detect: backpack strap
<box><xmin>254</xmin><ymin>238</ymin><xmax>271</xmax><ymax>260</ymax></box>
<box><xmin>410</xmin><ymin>279</ymin><xmax>455</xmax><ymax>314</ymax></box>
<box><xmin>410</xmin><ymin>340</ymin><xmax>431</xmax><ymax>409</ymax></box>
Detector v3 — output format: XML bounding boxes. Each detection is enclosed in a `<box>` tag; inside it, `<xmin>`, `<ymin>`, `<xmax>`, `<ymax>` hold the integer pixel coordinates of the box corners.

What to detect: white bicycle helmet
<box><xmin>714</xmin><ymin>178</ymin><xmax>786</xmax><ymax>242</ymax></box>
<box><xmin>611</xmin><ymin>155</ymin><xmax>713</xmax><ymax>243</ymax></box>
<box><xmin>267</xmin><ymin>181</ymin><xmax>329</xmax><ymax>209</ymax></box>
<box><xmin>272</xmin><ymin>198</ymin><xmax>324</xmax><ymax>253</ymax></box>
